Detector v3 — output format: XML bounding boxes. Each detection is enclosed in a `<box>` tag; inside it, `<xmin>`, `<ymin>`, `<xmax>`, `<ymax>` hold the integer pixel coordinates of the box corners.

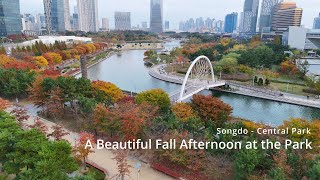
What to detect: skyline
<box><xmin>20</xmin><ymin>0</ymin><xmax>320</xmax><ymax>30</ymax></box>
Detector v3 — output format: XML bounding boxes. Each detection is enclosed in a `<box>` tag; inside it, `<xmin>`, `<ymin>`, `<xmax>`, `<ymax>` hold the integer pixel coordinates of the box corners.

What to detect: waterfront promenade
<box><xmin>149</xmin><ymin>64</ymin><xmax>320</xmax><ymax>109</ymax></box>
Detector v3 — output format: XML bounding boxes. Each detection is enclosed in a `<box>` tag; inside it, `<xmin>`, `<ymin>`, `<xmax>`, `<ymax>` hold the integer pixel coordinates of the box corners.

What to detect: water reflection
<box><xmin>83</xmin><ymin>41</ymin><xmax>320</xmax><ymax>125</ymax></box>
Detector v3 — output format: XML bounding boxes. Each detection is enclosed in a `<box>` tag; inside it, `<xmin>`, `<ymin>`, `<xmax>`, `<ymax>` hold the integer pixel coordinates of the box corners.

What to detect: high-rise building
<box><xmin>77</xmin><ymin>0</ymin><xmax>99</xmax><ymax>32</ymax></box>
<box><xmin>115</xmin><ymin>12</ymin><xmax>131</xmax><ymax>30</ymax></box>
<box><xmin>205</xmin><ymin>18</ymin><xmax>214</xmax><ymax>30</ymax></box>
<box><xmin>259</xmin><ymin>0</ymin><xmax>282</xmax><ymax>32</ymax></box>
<box><xmin>271</xmin><ymin>1</ymin><xmax>303</xmax><ymax>34</ymax></box>
<box><xmin>142</xmin><ymin>21</ymin><xmax>148</xmax><ymax>30</ymax></box>
<box><xmin>215</xmin><ymin>20</ymin><xmax>224</xmax><ymax>33</ymax></box>
<box><xmin>22</xmin><ymin>14</ymin><xmax>36</xmax><ymax>31</ymax></box>
<box><xmin>72</xmin><ymin>13</ymin><xmax>79</xmax><ymax>31</ymax></box>
<box><xmin>150</xmin><ymin>0</ymin><xmax>163</xmax><ymax>33</ymax></box>
<box><xmin>165</xmin><ymin>21</ymin><xmax>169</xmax><ymax>30</ymax></box>
<box><xmin>36</xmin><ymin>13</ymin><xmax>46</xmax><ymax>30</ymax></box>
<box><xmin>43</xmin><ymin>0</ymin><xmax>70</xmax><ymax>34</ymax></box>
<box><xmin>0</xmin><ymin>0</ymin><xmax>22</xmax><ymax>36</ymax></box>
<box><xmin>224</xmin><ymin>12</ymin><xmax>238</xmax><ymax>33</ymax></box>
<box><xmin>101</xmin><ymin>18</ymin><xmax>109</xmax><ymax>31</ymax></box>
<box><xmin>241</xmin><ymin>0</ymin><xmax>259</xmax><ymax>34</ymax></box>
<box><xmin>314</xmin><ymin>13</ymin><xmax>320</xmax><ymax>29</ymax></box>
<box><xmin>63</xmin><ymin>0</ymin><xmax>70</xmax><ymax>31</ymax></box>
<box><xmin>195</xmin><ymin>17</ymin><xmax>205</xmax><ymax>31</ymax></box>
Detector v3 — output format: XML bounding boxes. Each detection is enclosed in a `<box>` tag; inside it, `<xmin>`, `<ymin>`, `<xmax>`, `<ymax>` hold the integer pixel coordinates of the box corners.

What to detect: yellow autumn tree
<box><xmin>280</xmin><ymin>118</ymin><xmax>320</xmax><ymax>152</ymax></box>
<box><xmin>43</xmin><ymin>52</ymin><xmax>62</xmax><ymax>65</ymax></box>
<box><xmin>171</xmin><ymin>102</ymin><xmax>196</xmax><ymax>122</ymax></box>
<box><xmin>92</xmin><ymin>80</ymin><xmax>124</xmax><ymax>103</ymax></box>
<box><xmin>33</xmin><ymin>56</ymin><xmax>48</xmax><ymax>68</ymax></box>
<box><xmin>0</xmin><ymin>54</ymin><xmax>15</xmax><ymax>66</ymax></box>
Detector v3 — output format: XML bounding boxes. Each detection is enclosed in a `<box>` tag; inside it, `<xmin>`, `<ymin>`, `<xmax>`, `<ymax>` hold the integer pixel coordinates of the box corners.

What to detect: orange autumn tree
<box><xmin>92</xmin><ymin>80</ymin><xmax>124</xmax><ymax>103</ymax></box>
<box><xmin>43</xmin><ymin>52</ymin><xmax>62</xmax><ymax>65</ymax></box>
<box><xmin>0</xmin><ymin>55</ymin><xmax>15</xmax><ymax>66</ymax></box>
<box><xmin>191</xmin><ymin>94</ymin><xmax>233</xmax><ymax>127</ymax></box>
<box><xmin>0</xmin><ymin>98</ymin><xmax>10</xmax><ymax>111</ymax></box>
<box><xmin>280</xmin><ymin>60</ymin><xmax>299</xmax><ymax>76</ymax></box>
<box><xmin>171</xmin><ymin>102</ymin><xmax>196</xmax><ymax>122</ymax></box>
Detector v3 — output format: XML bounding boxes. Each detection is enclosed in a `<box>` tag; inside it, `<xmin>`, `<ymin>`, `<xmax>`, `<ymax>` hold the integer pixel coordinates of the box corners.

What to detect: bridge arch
<box><xmin>178</xmin><ymin>55</ymin><xmax>215</xmax><ymax>102</ymax></box>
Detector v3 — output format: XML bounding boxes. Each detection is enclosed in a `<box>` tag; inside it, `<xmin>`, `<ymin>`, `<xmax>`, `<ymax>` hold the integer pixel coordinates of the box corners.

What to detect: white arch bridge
<box><xmin>168</xmin><ymin>56</ymin><xmax>226</xmax><ymax>102</ymax></box>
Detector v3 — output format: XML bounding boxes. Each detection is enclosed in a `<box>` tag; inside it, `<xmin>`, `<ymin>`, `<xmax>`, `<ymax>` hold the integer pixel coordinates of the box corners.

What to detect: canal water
<box><xmin>83</xmin><ymin>41</ymin><xmax>320</xmax><ymax>126</ymax></box>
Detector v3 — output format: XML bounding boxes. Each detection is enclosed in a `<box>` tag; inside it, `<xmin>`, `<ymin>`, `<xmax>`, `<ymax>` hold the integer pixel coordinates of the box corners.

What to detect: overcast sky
<box><xmin>20</xmin><ymin>0</ymin><xmax>320</xmax><ymax>29</ymax></box>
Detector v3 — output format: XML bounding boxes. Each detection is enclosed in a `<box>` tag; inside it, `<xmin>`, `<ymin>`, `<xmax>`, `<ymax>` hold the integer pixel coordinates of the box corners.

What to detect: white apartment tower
<box><xmin>77</xmin><ymin>0</ymin><xmax>99</xmax><ymax>32</ymax></box>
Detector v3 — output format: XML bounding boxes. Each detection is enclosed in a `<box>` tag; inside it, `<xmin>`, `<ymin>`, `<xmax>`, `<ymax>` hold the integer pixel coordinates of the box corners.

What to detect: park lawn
<box><xmin>270</xmin><ymin>82</ymin><xmax>309</xmax><ymax>96</ymax></box>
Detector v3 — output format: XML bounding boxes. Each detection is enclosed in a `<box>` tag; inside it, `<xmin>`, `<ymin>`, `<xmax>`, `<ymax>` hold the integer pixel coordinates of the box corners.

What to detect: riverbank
<box><xmin>71</xmin><ymin>51</ymin><xmax>116</xmax><ymax>76</ymax></box>
<box><xmin>149</xmin><ymin>64</ymin><xmax>320</xmax><ymax>109</ymax></box>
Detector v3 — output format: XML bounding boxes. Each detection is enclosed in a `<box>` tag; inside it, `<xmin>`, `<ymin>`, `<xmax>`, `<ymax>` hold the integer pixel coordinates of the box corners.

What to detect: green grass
<box><xmin>269</xmin><ymin>82</ymin><xmax>309</xmax><ymax>96</ymax></box>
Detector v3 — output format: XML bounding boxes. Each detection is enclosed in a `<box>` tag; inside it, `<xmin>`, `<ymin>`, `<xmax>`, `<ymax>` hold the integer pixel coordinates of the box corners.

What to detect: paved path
<box><xmin>227</xmin><ymin>82</ymin><xmax>320</xmax><ymax>109</ymax></box>
<box><xmin>149</xmin><ymin>64</ymin><xmax>320</xmax><ymax>109</ymax></box>
<box><xmin>8</xmin><ymin>104</ymin><xmax>174</xmax><ymax>180</ymax></box>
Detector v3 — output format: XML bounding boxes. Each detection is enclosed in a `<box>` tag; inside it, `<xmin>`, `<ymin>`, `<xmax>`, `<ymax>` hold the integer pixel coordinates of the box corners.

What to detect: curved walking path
<box><xmin>10</xmin><ymin>103</ymin><xmax>174</xmax><ymax>180</ymax></box>
<box><xmin>149</xmin><ymin>64</ymin><xmax>320</xmax><ymax>109</ymax></box>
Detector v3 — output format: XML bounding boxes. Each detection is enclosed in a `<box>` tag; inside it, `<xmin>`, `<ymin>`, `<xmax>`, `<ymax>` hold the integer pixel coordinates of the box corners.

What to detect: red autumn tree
<box><xmin>10</xmin><ymin>106</ymin><xmax>30</xmax><ymax>126</ymax></box>
<box><xmin>28</xmin><ymin>117</ymin><xmax>48</xmax><ymax>135</ymax></box>
<box><xmin>93</xmin><ymin>104</ymin><xmax>120</xmax><ymax>137</ymax></box>
<box><xmin>191</xmin><ymin>94</ymin><xmax>233</xmax><ymax>127</ymax></box>
<box><xmin>48</xmin><ymin>124</ymin><xmax>70</xmax><ymax>141</ymax></box>
<box><xmin>73</xmin><ymin>132</ymin><xmax>95</xmax><ymax>170</ymax></box>
<box><xmin>112</xmin><ymin>150</ymin><xmax>132</xmax><ymax>180</ymax></box>
<box><xmin>45</xmin><ymin>88</ymin><xmax>64</xmax><ymax>118</ymax></box>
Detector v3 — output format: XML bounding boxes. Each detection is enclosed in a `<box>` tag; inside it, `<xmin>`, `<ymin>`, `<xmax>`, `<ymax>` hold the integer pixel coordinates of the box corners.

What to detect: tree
<box><xmin>93</xmin><ymin>103</ymin><xmax>120</xmax><ymax>137</ymax></box>
<box><xmin>0</xmin><ymin>46</ymin><xmax>6</xmax><ymax>54</ymax></box>
<box><xmin>25</xmin><ymin>141</ymin><xmax>78</xmax><ymax>179</ymax></box>
<box><xmin>48</xmin><ymin>124</ymin><xmax>70</xmax><ymax>141</ymax></box>
<box><xmin>45</xmin><ymin>88</ymin><xmax>64</xmax><ymax>118</ymax></box>
<box><xmin>113</xmin><ymin>150</ymin><xmax>132</xmax><ymax>180</ymax></box>
<box><xmin>43</xmin><ymin>52</ymin><xmax>62</xmax><ymax>65</ymax></box>
<box><xmin>234</xmin><ymin>148</ymin><xmax>264</xmax><ymax>179</ymax></box>
<box><xmin>136</xmin><ymin>89</ymin><xmax>170</xmax><ymax>112</ymax></box>
<box><xmin>0</xmin><ymin>98</ymin><xmax>10</xmax><ymax>110</ymax></box>
<box><xmin>73</xmin><ymin>132</ymin><xmax>95</xmax><ymax>170</ymax></box>
<box><xmin>239</xmin><ymin>46</ymin><xmax>275</xmax><ymax>68</ymax></box>
<box><xmin>33</xmin><ymin>56</ymin><xmax>48</xmax><ymax>68</ymax></box>
<box><xmin>171</xmin><ymin>102</ymin><xmax>196</xmax><ymax>122</ymax></box>
<box><xmin>92</xmin><ymin>80</ymin><xmax>124</xmax><ymax>103</ymax></box>
<box><xmin>191</xmin><ymin>94</ymin><xmax>232</xmax><ymax>127</ymax></box>
<box><xmin>10</xmin><ymin>106</ymin><xmax>30</xmax><ymax>126</ymax></box>
<box><xmin>28</xmin><ymin>117</ymin><xmax>48</xmax><ymax>135</ymax></box>
<box><xmin>0</xmin><ymin>68</ymin><xmax>36</xmax><ymax>98</ymax></box>
<box><xmin>280</xmin><ymin>60</ymin><xmax>299</xmax><ymax>76</ymax></box>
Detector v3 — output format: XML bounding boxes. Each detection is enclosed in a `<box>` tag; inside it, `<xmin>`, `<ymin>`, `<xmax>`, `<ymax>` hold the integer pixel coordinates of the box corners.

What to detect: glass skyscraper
<box><xmin>43</xmin><ymin>0</ymin><xmax>70</xmax><ymax>34</ymax></box>
<box><xmin>259</xmin><ymin>0</ymin><xmax>282</xmax><ymax>32</ymax></box>
<box><xmin>224</xmin><ymin>12</ymin><xmax>238</xmax><ymax>33</ymax></box>
<box><xmin>150</xmin><ymin>0</ymin><xmax>163</xmax><ymax>33</ymax></box>
<box><xmin>314</xmin><ymin>13</ymin><xmax>320</xmax><ymax>29</ymax></box>
<box><xmin>0</xmin><ymin>0</ymin><xmax>22</xmax><ymax>36</ymax></box>
<box><xmin>115</xmin><ymin>12</ymin><xmax>131</xmax><ymax>30</ymax></box>
<box><xmin>241</xmin><ymin>0</ymin><xmax>259</xmax><ymax>34</ymax></box>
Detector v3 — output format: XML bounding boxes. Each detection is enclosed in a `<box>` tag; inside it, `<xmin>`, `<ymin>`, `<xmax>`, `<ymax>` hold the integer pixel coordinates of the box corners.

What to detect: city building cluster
<box><xmin>0</xmin><ymin>0</ymin><xmax>164</xmax><ymax>36</ymax></box>
<box><xmin>0</xmin><ymin>0</ymin><xmax>320</xmax><ymax>50</ymax></box>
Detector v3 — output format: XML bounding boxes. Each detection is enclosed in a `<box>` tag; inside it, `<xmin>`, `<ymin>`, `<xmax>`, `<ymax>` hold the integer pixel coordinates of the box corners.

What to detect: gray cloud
<box><xmin>20</xmin><ymin>0</ymin><xmax>319</xmax><ymax>29</ymax></box>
